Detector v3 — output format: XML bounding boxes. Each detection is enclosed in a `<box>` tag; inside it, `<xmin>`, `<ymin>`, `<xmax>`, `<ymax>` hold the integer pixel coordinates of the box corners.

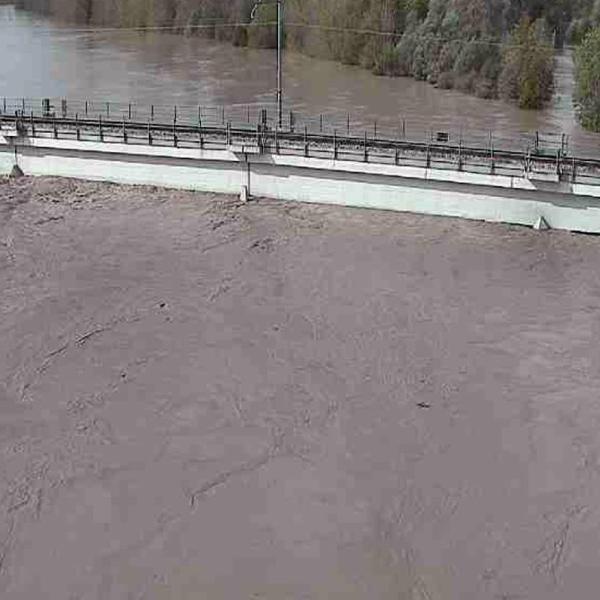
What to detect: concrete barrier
<box><xmin>2</xmin><ymin>134</ymin><xmax>600</xmax><ymax>233</ymax></box>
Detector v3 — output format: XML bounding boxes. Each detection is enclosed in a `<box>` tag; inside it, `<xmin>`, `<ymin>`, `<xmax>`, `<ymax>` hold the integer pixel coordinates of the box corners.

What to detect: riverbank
<box><xmin>2</xmin><ymin>176</ymin><xmax>600</xmax><ymax>599</ymax></box>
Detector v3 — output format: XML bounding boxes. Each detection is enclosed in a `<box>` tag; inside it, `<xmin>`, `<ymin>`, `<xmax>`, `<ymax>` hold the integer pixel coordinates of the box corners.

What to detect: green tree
<box><xmin>498</xmin><ymin>17</ymin><xmax>554</xmax><ymax>109</ymax></box>
<box><xmin>407</xmin><ymin>0</ymin><xmax>429</xmax><ymax>21</ymax></box>
<box><xmin>574</xmin><ymin>26</ymin><xmax>600</xmax><ymax>131</ymax></box>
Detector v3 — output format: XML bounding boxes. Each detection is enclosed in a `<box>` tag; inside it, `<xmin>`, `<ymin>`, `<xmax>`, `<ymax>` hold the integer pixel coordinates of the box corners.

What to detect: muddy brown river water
<box><xmin>2</xmin><ymin>177</ymin><xmax>600</xmax><ymax>599</ymax></box>
<box><xmin>2</xmin><ymin>3</ymin><xmax>600</xmax><ymax>599</ymax></box>
<box><xmin>1</xmin><ymin>3</ymin><xmax>599</xmax><ymax>156</ymax></box>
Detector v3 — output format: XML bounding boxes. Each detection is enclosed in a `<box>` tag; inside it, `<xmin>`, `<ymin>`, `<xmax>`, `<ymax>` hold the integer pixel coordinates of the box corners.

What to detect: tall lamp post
<box><xmin>251</xmin><ymin>0</ymin><xmax>283</xmax><ymax>128</ymax></box>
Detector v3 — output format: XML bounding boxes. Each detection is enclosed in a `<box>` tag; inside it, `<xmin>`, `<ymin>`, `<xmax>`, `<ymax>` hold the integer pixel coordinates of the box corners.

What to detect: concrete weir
<box><xmin>2</xmin><ymin>131</ymin><xmax>600</xmax><ymax>233</ymax></box>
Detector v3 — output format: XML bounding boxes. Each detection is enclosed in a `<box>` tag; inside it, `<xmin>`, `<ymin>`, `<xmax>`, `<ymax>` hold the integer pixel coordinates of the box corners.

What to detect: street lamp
<box><xmin>251</xmin><ymin>0</ymin><xmax>283</xmax><ymax>128</ymax></box>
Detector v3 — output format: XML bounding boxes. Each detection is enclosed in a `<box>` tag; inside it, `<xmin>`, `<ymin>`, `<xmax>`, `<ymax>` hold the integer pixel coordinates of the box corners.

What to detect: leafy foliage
<box><xmin>498</xmin><ymin>18</ymin><xmax>554</xmax><ymax>109</ymax></box>
<box><xmin>574</xmin><ymin>27</ymin><xmax>600</xmax><ymax>131</ymax></box>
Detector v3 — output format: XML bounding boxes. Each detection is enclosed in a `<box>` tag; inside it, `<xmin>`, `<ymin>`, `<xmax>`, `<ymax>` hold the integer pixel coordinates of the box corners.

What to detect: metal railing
<box><xmin>3</xmin><ymin>96</ymin><xmax>597</xmax><ymax>156</ymax></box>
<box><xmin>2</xmin><ymin>97</ymin><xmax>600</xmax><ymax>186</ymax></box>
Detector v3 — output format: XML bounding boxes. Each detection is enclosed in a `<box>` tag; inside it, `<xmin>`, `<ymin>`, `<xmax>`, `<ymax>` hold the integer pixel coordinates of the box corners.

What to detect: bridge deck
<box><xmin>2</xmin><ymin>112</ymin><xmax>600</xmax><ymax>187</ymax></box>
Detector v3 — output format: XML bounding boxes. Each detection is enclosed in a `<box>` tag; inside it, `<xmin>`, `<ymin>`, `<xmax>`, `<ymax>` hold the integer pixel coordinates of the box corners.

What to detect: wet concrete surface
<box><xmin>1</xmin><ymin>177</ymin><xmax>600</xmax><ymax>599</ymax></box>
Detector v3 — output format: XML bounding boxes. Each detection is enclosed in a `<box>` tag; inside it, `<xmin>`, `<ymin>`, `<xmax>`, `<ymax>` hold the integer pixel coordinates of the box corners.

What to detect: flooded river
<box><xmin>3</xmin><ymin>6</ymin><xmax>600</xmax><ymax>599</ymax></box>
<box><xmin>0</xmin><ymin>3</ymin><xmax>598</xmax><ymax>153</ymax></box>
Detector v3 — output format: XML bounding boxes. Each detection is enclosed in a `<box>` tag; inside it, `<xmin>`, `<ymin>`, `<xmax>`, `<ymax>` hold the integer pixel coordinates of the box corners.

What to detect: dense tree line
<box><xmin>575</xmin><ymin>26</ymin><xmax>600</xmax><ymax>131</ymax></box>
<box><xmin>14</xmin><ymin>0</ymin><xmax>600</xmax><ymax>117</ymax></box>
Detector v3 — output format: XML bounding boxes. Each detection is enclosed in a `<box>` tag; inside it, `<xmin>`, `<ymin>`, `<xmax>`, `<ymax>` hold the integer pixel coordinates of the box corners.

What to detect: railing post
<box><xmin>151</xmin><ymin>104</ymin><xmax>155</xmax><ymax>121</ymax></box>
<box><xmin>174</xmin><ymin>105</ymin><xmax>177</xmax><ymax>124</ymax></box>
<box><xmin>256</xmin><ymin>123</ymin><xmax>265</xmax><ymax>154</ymax></box>
<box><xmin>259</xmin><ymin>108</ymin><xmax>268</xmax><ymax>131</ymax></box>
<box><xmin>30</xmin><ymin>111</ymin><xmax>35</xmax><ymax>137</ymax></box>
<box><xmin>304</xmin><ymin>125</ymin><xmax>308</xmax><ymax>157</ymax></box>
<box><xmin>489</xmin><ymin>131</ymin><xmax>495</xmax><ymax>174</ymax></box>
<box><xmin>148</xmin><ymin>120</ymin><xmax>153</xmax><ymax>145</ymax></box>
<box><xmin>53</xmin><ymin>116</ymin><xmax>57</xmax><ymax>139</ymax></box>
<box><xmin>556</xmin><ymin>150</ymin><xmax>562</xmax><ymax>179</ymax></box>
<box><xmin>374</xmin><ymin>121</ymin><xmax>377</xmax><ymax>139</ymax></box>
<box><xmin>524</xmin><ymin>149</ymin><xmax>531</xmax><ymax>176</ymax></box>
<box><xmin>128</xmin><ymin>103</ymin><xmax>132</xmax><ymax>120</ymax></box>
<box><xmin>221</xmin><ymin>106</ymin><xmax>225</xmax><ymax>125</ymax></box>
<box><xmin>61</xmin><ymin>99</ymin><xmax>67</xmax><ymax>118</ymax></box>
<box><xmin>173</xmin><ymin>120</ymin><xmax>178</xmax><ymax>147</ymax></box>
<box><xmin>333</xmin><ymin>130</ymin><xmax>338</xmax><ymax>160</ymax></box>
<box><xmin>198</xmin><ymin>118</ymin><xmax>203</xmax><ymax>149</ymax></box>
<box><xmin>347</xmin><ymin>113</ymin><xmax>350</xmax><ymax>136</ymax></box>
<box><xmin>226</xmin><ymin>121</ymin><xmax>231</xmax><ymax>146</ymax></box>
<box><xmin>106</xmin><ymin>101</ymin><xmax>110</xmax><ymax>117</ymax></box>
<box><xmin>320</xmin><ymin>114</ymin><xmax>323</xmax><ymax>133</ymax></box>
<box><xmin>85</xmin><ymin>100</ymin><xmax>88</xmax><ymax>117</ymax></box>
<box><xmin>363</xmin><ymin>132</ymin><xmax>368</xmax><ymax>162</ymax></box>
<box><xmin>76</xmin><ymin>114</ymin><xmax>80</xmax><ymax>140</ymax></box>
<box><xmin>99</xmin><ymin>115</ymin><xmax>103</xmax><ymax>142</ymax></box>
<box><xmin>123</xmin><ymin>117</ymin><xmax>127</xmax><ymax>144</ymax></box>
